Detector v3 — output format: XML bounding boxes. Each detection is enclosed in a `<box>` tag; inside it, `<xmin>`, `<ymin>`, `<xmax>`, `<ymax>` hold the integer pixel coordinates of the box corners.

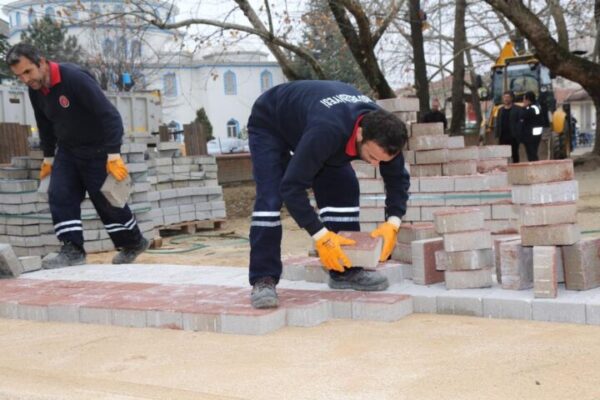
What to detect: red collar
<box><xmin>40</xmin><ymin>62</ymin><xmax>61</xmax><ymax>95</ymax></box>
<box><xmin>345</xmin><ymin>114</ymin><xmax>365</xmax><ymax>157</ymax></box>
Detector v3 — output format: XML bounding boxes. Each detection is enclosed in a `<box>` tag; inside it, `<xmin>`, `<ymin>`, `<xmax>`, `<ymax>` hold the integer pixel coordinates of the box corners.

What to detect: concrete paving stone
<box><xmin>492</xmin><ymin>204</ymin><xmax>519</xmax><ymax>220</ymax></box>
<box><xmin>478</xmin><ymin>145</ymin><xmax>512</xmax><ymax>160</ymax></box>
<box><xmin>433</xmin><ymin>207</ymin><xmax>484</xmax><ymax>234</ymax></box>
<box><xmin>482</xmin><ymin>297</ymin><xmax>532</xmax><ymax>320</ymax></box>
<box><xmin>454</xmin><ymin>175</ymin><xmax>489</xmax><ymax>192</ymax></box>
<box><xmin>533</xmin><ymin>246</ymin><xmax>558</xmax><ymax>299</ymax></box>
<box><xmin>486</xmin><ymin>172</ymin><xmax>509</xmax><ymax>189</ymax></box>
<box><xmin>499</xmin><ymin>240</ymin><xmax>533</xmax><ymax>290</ymax></box>
<box><xmin>447</xmin><ymin>147</ymin><xmax>479</xmax><ymax>162</ymax></box>
<box><xmin>444</xmin><ymin>191</ymin><xmax>481</xmax><ymax>206</ymax></box>
<box><xmin>438</xmin><ymin>249</ymin><xmax>493</xmax><ymax>271</ymax></box>
<box><xmin>421</xmin><ymin>206</ymin><xmax>452</xmax><ymax>222</ymax></box>
<box><xmin>358</xmin><ymin>207</ymin><xmax>385</xmax><ymax>223</ymax></box>
<box><xmin>477</xmin><ymin>158</ymin><xmax>508</xmax><ymax>174</ymax></box>
<box><xmin>415</xmin><ymin>148</ymin><xmax>448</xmax><ymax>164</ymax></box>
<box><xmin>19</xmin><ymin>256</ymin><xmax>42</xmax><ymax>273</ymax></box>
<box><xmin>47</xmin><ymin>304</ymin><xmax>80</xmax><ymax>323</ymax></box>
<box><xmin>436</xmin><ymin>294</ymin><xmax>483</xmax><ymax>317</ymax></box>
<box><xmin>220</xmin><ymin>308</ymin><xmax>287</xmax><ymax>335</ymax></box>
<box><xmin>391</xmin><ymin>241</ymin><xmax>412</xmax><ymax>264</ymax></box>
<box><xmin>562</xmin><ymin>237</ymin><xmax>600</xmax><ymax>290</ymax></box>
<box><xmin>410</xmin><ymin>164</ymin><xmax>442</xmax><ymax>177</ymax></box>
<box><xmin>338</xmin><ymin>231</ymin><xmax>382</xmax><ymax>269</ymax></box>
<box><xmin>519</xmin><ymin>202</ymin><xmax>577</xmax><ymax>226</ymax></box>
<box><xmin>0</xmin><ymin>301</ymin><xmax>19</xmax><ymax>318</ymax></box>
<box><xmin>410</xmin><ymin>122</ymin><xmax>444</xmax><ymax>136</ymax></box>
<box><xmin>409</xmin><ymin>135</ymin><xmax>448</xmax><ymax>151</ymax></box>
<box><xmin>521</xmin><ymin>223</ymin><xmax>580</xmax><ymax>246</ymax></box>
<box><xmin>411</xmin><ymin>238</ymin><xmax>445</xmax><ymax>285</ymax></box>
<box><xmin>447</xmin><ymin>136</ymin><xmax>465</xmax><ymax>148</ymax></box>
<box><xmin>397</xmin><ymin>222</ymin><xmax>437</xmax><ymax>243</ymax></box>
<box><xmin>403</xmin><ymin>206</ymin><xmax>421</xmax><ymax>222</ymax></box>
<box><xmin>480</xmin><ymin>188</ymin><xmax>512</xmax><ymax>205</ymax></box>
<box><xmin>377</xmin><ymin>97</ymin><xmax>420</xmax><ymax>113</ymax></box>
<box><xmin>0</xmin><ymin>243</ymin><xmax>23</xmax><ymax>277</ymax></box>
<box><xmin>507</xmin><ymin>159</ymin><xmax>574</xmax><ymax>185</ymax></box>
<box><xmin>281</xmin><ymin>264</ymin><xmax>307</xmax><ymax>281</ymax></box>
<box><xmin>443</xmin><ymin>229</ymin><xmax>492</xmax><ymax>252</ymax></box>
<box><xmin>444</xmin><ymin>268</ymin><xmax>493</xmax><ymax>290</ymax></box>
<box><xmin>145</xmin><ymin>310</ymin><xmax>183</xmax><ymax>330</ymax></box>
<box><xmin>418</xmin><ymin>176</ymin><xmax>454</xmax><ymax>193</ymax></box>
<box><xmin>376</xmin><ymin>262</ymin><xmax>407</xmax><ymax>284</ymax></box>
<box><xmin>443</xmin><ymin>160</ymin><xmax>477</xmax><ymax>176</ymax></box>
<box><xmin>484</xmin><ymin>219</ymin><xmax>518</xmax><ymax>235</ymax></box>
<box><xmin>407</xmin><ymin>193</ymin><xmax>445</xmax><ymax>207</ymax></box>
<box><xmin>402</xmin><ymin>150</ymin><xmax>416</xmax><ymax>165</ymax></box>
<box><xmin>286</xmin><ymin>300</ymin><xmax>330</xmax><ymax>327</ymax></box>
<box><xmin>359</xmin><ymin>179</ymin><xmax>385</xmax><ymax>194</ymax></box>
<box><xmin>511</xmin><ymin>180</ymin><xmax>578</xmax><ymax>205</ymax></box>
<box><xmin>112</xmin><ymin>308</ymin><xmax>148</xmax><ymax>328</ymax></box>
<box><xmin>532</xmin><ymin>299</ymin><xmax>586</xmax><ymax>324</ymax></box>
<box><xmin>79</xmin><ymin>306</ymin><xmax>113</xmax><ymax>325</ymax></box>
<box><xmin>305</xmin><ymin>264</ymin><xmax>330</xmax><ymax>283</ymax></box>
<box><xmin>351</xmin><ymin>295</ymin><xmax>413</xmax><ymax>322</ymax></box>
<box><xmin>585</xmin><ymin>303</ymin><xmax>600</xmax><ymax>325</ymax></box>
<box><xmin>181</xmin><ymin>312</ymin><xmax>221</xmax><ymax>332</ymax></box>
<box><xmin>351</xmin><ymin>161</ymin><xmax>377</xmax><ymax>178</ymax></box>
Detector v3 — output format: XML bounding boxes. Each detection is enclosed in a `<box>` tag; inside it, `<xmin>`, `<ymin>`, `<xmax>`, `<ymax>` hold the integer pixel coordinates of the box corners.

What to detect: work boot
<box><xmin>42</xmin><ymin>241</ymin><xmax>86</xmax><ymax>269</ymax></box>
<box><xmin>328</xmin><ymin>267</ymin><xmax>389</xmax><ymax>291</ymax></box>
<box><xmin>112</xmin><ymin>237</ymin><xmax>150</xmax><ymax>264</ymax></box>
<box><xmin>251</xmin><ymin>276</ymin><xmax>279</xmax><ymax>309</ymax></box>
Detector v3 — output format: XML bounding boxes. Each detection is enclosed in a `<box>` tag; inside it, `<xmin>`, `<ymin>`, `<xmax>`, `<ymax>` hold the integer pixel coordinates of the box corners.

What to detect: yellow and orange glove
<box><xmin>39</xmin><ymin>158</ymin><xmax>53</xmax><ymax>180</ymax></box>
<box><xmin>314</xmin><ymin>230</ymin><xmax>356</xmax><ymax>272</ymax></box>
<box><xmin>106</xmin><ymin>154</ymin><xmax>129</xmax><ymax>181</ymax></box>
<box><xmin>370</xmin><ymin>218</ymin><xmax>400</xmax><ymax>262</ymax></box>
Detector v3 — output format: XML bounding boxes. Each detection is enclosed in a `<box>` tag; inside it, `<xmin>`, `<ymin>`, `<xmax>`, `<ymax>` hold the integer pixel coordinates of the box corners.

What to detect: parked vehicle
<box><xmin>207</xmin><ymin>138</ymin><xmax>248</xmax><ymax>155</ymax></box>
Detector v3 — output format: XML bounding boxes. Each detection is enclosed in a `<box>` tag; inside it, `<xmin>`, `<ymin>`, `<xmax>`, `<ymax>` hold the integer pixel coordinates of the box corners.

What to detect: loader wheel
<box><xmin>551</xmin><ymin>131</ymin><xmax>567</xmax><ymax>160</ymax></box>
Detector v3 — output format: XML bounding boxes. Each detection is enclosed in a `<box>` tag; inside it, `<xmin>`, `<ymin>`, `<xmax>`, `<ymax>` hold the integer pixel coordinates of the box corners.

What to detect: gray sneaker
<box><xmin>42</xmin><ymin>242</ymin><xmax>86</xmax><ymax>269</ymax></box>
<box><xmin>251</xmin><ymin>277</ymin><xmax>279</xmax><ymax>309</ymax></box>
<box><xmin>328</xmin><ymin>268</ymin><xmax>389</xmax><ymax>291</ymax></box>
<box><xmin>112</xmin><ymin>237</ymin><xmax>150</xmax><ymax>264</ymax></box>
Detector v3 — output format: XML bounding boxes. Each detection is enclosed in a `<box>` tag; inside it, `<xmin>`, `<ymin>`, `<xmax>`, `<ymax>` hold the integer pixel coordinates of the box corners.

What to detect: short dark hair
<box><xmin>503</xmin><ymin>90</ymin><xmax>515</xmax><ymax>99</ymax></box>
<box><xmin>524</xmin><ymin>91</ymin><xmax>536</xmax><ymax>103</ymax></box>
<box><xmin>5</xmin><ymin>42</ymin><xmax>43</xmax><ymax>67</ymax></box>
<box><xmin>361</xmin><ymin>109</ymin><xmax>407</xmax><ymax>155</ymax></box>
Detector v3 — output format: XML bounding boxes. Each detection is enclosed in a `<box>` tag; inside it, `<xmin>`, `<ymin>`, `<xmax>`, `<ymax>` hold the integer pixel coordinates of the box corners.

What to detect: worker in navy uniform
<box><xmin>421</xmin><ymin>97</ymin><xmax>447</xmax><ymax>130</ymax></box>
<box><xmin>6</xmin><ymin>43</ymin><xmax>149</xmax><ymax>268</ymax></box>
<box><xmin>494</xmin><ymin>90</ymin><xmax>522</xmax><ymax>163</ymax></box>
<box><xmin>247</xmin><ymin>80</ymin><xmax>410</xmax><ymax>309</ymax></box>
<box><xmin>519</xmin><ymin>91</ymin><xmax>545</xmax><ymax>162</ymax></box>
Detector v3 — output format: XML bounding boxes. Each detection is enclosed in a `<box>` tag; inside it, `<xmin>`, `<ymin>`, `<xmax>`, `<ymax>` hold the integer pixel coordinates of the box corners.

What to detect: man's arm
<box><xmin>379</xmin><ymin>153</ymin><xmax>410</xmax><ymax>219</ymax></box>
<box><xmin>29</xmin><ymin>94</ymin><xmax>57</xmax><ymax>157</ymax></box>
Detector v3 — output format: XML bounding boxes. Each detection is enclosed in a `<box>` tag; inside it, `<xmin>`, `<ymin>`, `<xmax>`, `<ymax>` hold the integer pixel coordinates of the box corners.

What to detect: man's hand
<box><xmin>40</xmin><ymin>158</ymin><xmax>53</xmax><ymax>180</ymax></box>
<box><xmin>106</xmin><ymin>154</ymin><xmax>129</xmax><ymax>181</ymax></box>
<box><xmin>370</xmin><ymin>221</ymin><xmax>399</xmax><ymax>262</ymax></box>
<box><xmin>315</xmin><ymin>230</ymin><xmax>356</xmax><ymax>272</ymax></box>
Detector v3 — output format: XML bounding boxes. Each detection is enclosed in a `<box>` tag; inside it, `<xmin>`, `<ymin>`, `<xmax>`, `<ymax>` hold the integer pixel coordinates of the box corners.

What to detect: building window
<box><xmin>45</xmin><ymin>7</ymin><xmax>55</xmax><ymax>20</ymax></box>
<box><xmin>102</xmin><ymin>38</ymin><xmax>114</xmax><ymax>58</ymax></box>
<box><xmin>227</xmin><ymin>119</ymin><xmax>240</xmax><ymax>138</ymax></box>
<box><xmin>15</xmin><ymin>11</ymin><xmax>21</xmax><ymax>26</ymax></box>
<box><xmin>224</xmin><ymin>70</ymin><xmax>237</xmax><ymax>95</ymax></box>
<box><xmin>260</xmin><ymin>70</ymin><xmax>273</xmax><ymax>93</ymax></box>
<box><xmin>130</xmin><ymin>40</ymin><xmax>141</xmax><ymax>58</ymax></box>
<box><xmin>163</xmin><ymin>73</ymin><xmax>177</xmax><ymax>97</ymax></box>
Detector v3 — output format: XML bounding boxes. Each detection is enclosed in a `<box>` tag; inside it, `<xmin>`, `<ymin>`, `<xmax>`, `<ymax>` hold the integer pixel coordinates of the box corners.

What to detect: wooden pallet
<box><xmin>158</xmin><ymin>219</ymin><xmax>225</xmax><ymax>236</ymax></box>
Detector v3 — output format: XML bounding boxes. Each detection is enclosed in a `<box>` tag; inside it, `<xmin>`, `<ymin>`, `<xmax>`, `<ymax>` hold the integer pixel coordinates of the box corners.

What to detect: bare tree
<box><xmin>484</xmin><ymin>0</ymin><xmax>600</xmax><ymax>159</ymax></box>
<box><xmin>409</xmin><ymin>0</ymin><xmax>429</xmax><ymax>115</ymax></box>
<box><xmin>450</xmin><ymin>0</ymin><xmax>466</xmax><ymax>135</ymax></box>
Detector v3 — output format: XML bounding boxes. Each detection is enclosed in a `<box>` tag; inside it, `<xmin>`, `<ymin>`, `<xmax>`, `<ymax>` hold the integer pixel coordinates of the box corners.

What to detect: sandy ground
<box><xmin>2</xmin><ymin>164</ymin><xmax>600</xmax><ymax>399</ymax></box>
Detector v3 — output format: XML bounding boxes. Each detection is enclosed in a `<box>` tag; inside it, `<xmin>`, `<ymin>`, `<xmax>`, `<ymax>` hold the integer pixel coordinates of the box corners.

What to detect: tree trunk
<box><xmin>450</xmin><ymin>0</ymin><xmax>466</xmax><ymax>135</ymax></box>
<box><xmin>409</xmin><ymin>0</ymin><xmax>430</xmax><ymax>117</ymax></box>
<box><xmin>466</xmin><ymin>49</ymin><xmax>482</xmax><ymax>131</ymax></box>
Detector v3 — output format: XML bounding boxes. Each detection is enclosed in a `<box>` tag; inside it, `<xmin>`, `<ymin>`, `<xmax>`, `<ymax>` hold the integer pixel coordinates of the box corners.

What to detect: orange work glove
<box><xmin>106</xmin><ymin>154</ymin><xmax>129</xmax><ymax>181</ymax></box>
<box><xmin>370</xmin><ymin>221</ymin><xmax>399</xmax><ymax>262</ymax></box>
<box><xmin>315</xmin><ymin>230</ymin><xmax>356</xmax><ymax>272</ymax></box>
<box><xmin>39</xmin><ymin>158</ymin><xmax>53</xmax><ymax>180</ymax></box>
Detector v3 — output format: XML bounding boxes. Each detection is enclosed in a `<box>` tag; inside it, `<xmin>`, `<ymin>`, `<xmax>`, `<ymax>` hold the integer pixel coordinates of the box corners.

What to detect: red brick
<box><xmin>433</xmin><ymin>207</ymin><xmax>484</xmax><ymax>234</ymax></box>
<box><xmin>499</xmin><ymin>240</ymin><xmax>533</xmax><ymax>290</ymax></box>
<box><xmin>338</xmin><ymin>231</ymin><xmax>383</xmax><ymax>269</ymax></box>
<box><xmin>409</xmin><ymin>135</ymin><xmax>448</xmax><ymax>151</ymax></box>
<box><xmin>436</xmin><ymin>249</ymin><xmax>493</xmax><ymax>271</ymax></box>
<box><xmin>519</xmin><ymin>202</ymin><xmax>577</xmax><ymax>226</ymax></box>
<box><xmin>410</xmin><ymin>164</ymin><xmax>442</xmax><ymax>177</ymax></box>
<box><xmin>410</xmin><ymin>122</ymin><xmax>444</xmax><ymax>136</ymax></box>
<box><xmin>397</xmin><ymin>222</ymin><xmax>437</xmax><ymax>243</ymax></box>
<box><xmin>520</xmin><ymin>223</ymin><xmax>580</xmax><ymax>246</ymax></box>
<box><xmin>411</xmin><ymin>238</ymin><xmax>445</xmax><ymax>285</ymax></box>
<box><xmin>477</xmin><ymin>158</ymin><xmax>508</xmax><ymax>173</ymax></box>
<box><xmin>563</xmin><ymin>237</ymin><xmax>600</xmax><ymax>290</ymax></box>
<box><xmin>443</xmin><ymin>229</ymin><xmax>492</xmax><ymax>252</ymax></box>
<box><xmin>443</xmin><ymin>160</ymin><xmax>477</xmax><ymax>176</ymax></box>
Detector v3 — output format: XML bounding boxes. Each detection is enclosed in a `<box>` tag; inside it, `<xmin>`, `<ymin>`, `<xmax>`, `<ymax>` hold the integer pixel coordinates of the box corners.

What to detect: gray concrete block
<box><xmin>37</xmin><ymin>176</ymin><xmax>50</xmax><ymax>201</ymax></box>
<box><xmin>482</xmin><ymin>298</ymin><xmax>532</xmax><ymax>320</ymax></box>
<box><xmin>220</xmin><ymin>308</ymin><xmax>286</xmax><ymax>335</ymax></box>
<box><xmin>18</xmin><ymin>256</ymin><xmax>42</xmax><ymax>273</ymax></box>
<box><xmin>305</xmin><ymin>264</ymin><xmax>329</xmax><ymax>283</ymax></box>
<box><xmin>47</xmin><ymin>304</ymin><xmax>80</xmax><ymax>323</ymax></box>
<box><xmin>101</xmin><ymin>175</ymin><xmax>132</xmax><ymax>208</ymax></box>
<box><xmin>281</xmin><ymin>264</ymin><xmax>307</xmax><ymax>281</ymax></box>
<box><xmin>286</xmin><ymin>300</ymin><xmax>330</xmax><ymax>327</ymax></box>
<box><xmin>17</xmin><ymin>304</ymin><xmax>48</xmax><ymax>321</ymax></box>
<box><xmin>352</xmin><ymin>296</ymin><xmax>413</xmax><ymax>321</ymax></box>
<box><xmin>146</xmin><ymin>310</ymin><xmax>183</xmax><ymax>329</ymax></box>
<box><xmin>532</xmin><ymin>300</ymin><xmax>586</xmax><ymax>324</ymax></box>
<box><xmin>79</xmin><ymin>306</ymin><xmax>113</xmax><ymax>325</ymax></box>
<box><xmin>112</xmin><ymin>308</ymin><xmax>147</xmax><ymax>328</ymax></box>
<box><xmin>329</xmin><ymin>300</ymin><xmax>353</xmax><ymax>319</ymax></box>
<box><xmin>0</xmin><ymin>302</ymin><xmax>19</xmax><ymax>318</ymax></box>
<box><xmin>436</xmin><ymin>295</ymin><xmax>483</xmax><ymax>317</ymax></box>
<box><xmin>182</xmin><ymin>313</ymin><xmax>221</xmax><ymax>332</ymax></box>
<box><xmin>585</xmin><ymin>303</ymin><xmax>600</xmax><ymax>325</ymax></box>
<box><xmin>0</xmin><ymin>243</ymin><xmax>23</xmax><ymax>277</ymax></box>
<box><xmin>444</xmin><ymin>268</ymin><xmax>493</xmax><ymax>289</ymax></box>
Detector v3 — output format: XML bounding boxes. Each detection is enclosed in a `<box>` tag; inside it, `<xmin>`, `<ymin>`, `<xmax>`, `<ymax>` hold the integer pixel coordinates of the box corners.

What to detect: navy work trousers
<box><xmin>48</xmin><ymin>147</ymin><xmax>143</xmax><ymax>251</ymax></box>
<box><xmin>248</xmin><ymin>128</ymin><xmax>360</xmax><ymax>285</ymax></box>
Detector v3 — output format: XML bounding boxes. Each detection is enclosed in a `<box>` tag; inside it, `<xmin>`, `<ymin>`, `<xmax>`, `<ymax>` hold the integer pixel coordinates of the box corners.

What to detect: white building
<box><xmin>2</xmin><ymin>0</ymin><xmax>285</xmax><ymax>140</ymax></box>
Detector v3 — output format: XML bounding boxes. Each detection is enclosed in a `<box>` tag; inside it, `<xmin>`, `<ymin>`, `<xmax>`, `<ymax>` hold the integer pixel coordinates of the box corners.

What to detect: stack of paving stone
<box><xmin>507</xmin><ymin>159</ymin><xmax>579</xmax><ymax>298</ymax></box>
<box><xmin>391</xmin><ymin>222</ymin><xmax>436</xmax><ymax>265</ymax></box>
<box><xmin>433</xmin><ymin>208</ymin><xmax>494</xmax><ymax>289</ymax></box>
<box><xmin>354</xmin><ymin>121</ymin><xmax>516</xmax><ymax>234</ymax></box>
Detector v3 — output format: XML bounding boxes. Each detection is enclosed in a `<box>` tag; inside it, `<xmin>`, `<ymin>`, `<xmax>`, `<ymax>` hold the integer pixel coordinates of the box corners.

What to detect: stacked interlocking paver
<box><xmin>507</xmin><ymin>160</ymin><xmax>579</xmax><ymax>298</ymax></box>
<box><xmin>0</xmin><ymin>134</ymin><xmax>226</xmax><ymax>256</ymax></box>
<box><xmin>433</xmin><ymin>208</ymin><xmax>494</xmax><ymax>289</ymax></box>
